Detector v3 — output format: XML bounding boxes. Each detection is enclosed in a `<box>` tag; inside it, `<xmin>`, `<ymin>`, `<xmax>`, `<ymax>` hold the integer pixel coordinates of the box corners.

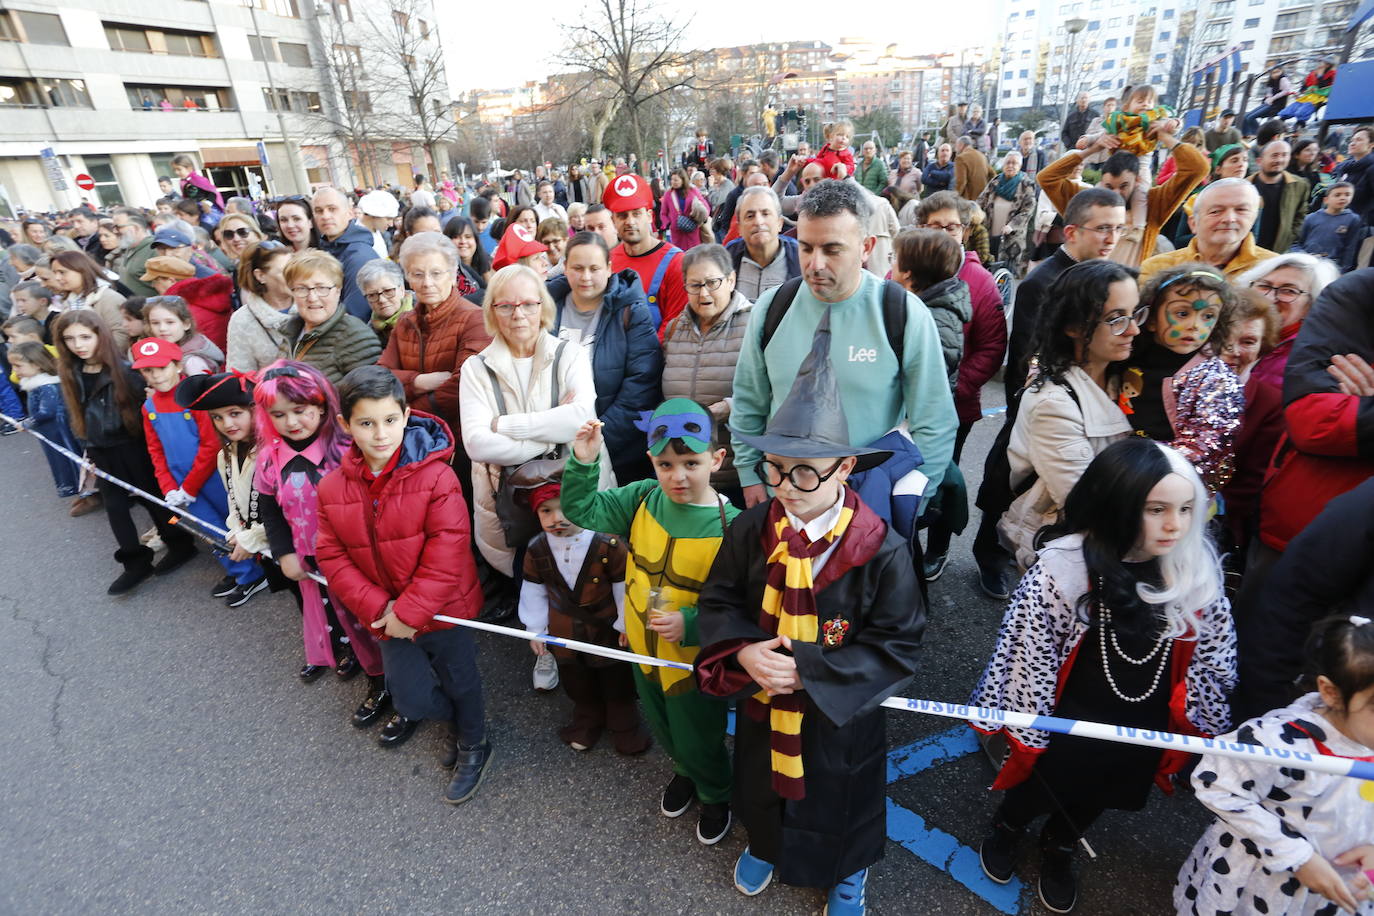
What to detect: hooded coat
<box><xmin>546</xmin><ymin>269</ymin><xmax>663</xmax><ymax>463</ymax></box>
<box><xmin>167</xmin><ymin>273</ymin><xmax>233</xmax><ymax>352</ymax></box>
<box><xmin>378</xmin><ymin>287</ymin><xmax>492</xmax><ymax>427</ymax></box>
<box><xmin>319</xmin><ymin>221</ymin><xmax>380</xmax><ymax>321</ymax></box>
<box><xmin>918</xmin><ymin>276</ymin><xmax>973</xmax><ymax>390</ymax></box>
<box><xmin>315</xmin><ymin>412</ymin><xmax>482</xmax><ymax>634</ymax></box>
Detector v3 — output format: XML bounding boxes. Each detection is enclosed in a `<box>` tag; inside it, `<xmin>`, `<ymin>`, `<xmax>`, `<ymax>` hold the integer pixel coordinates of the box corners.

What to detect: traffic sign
<box><xmin>74</xmin><ymin>173</ymin><xmax>96</xmax><ymax>191</ymax></box>
<box><xmin>40</xmin><ymin>147</ymin><xmax>67</xmax><ymax>191</ymax></box>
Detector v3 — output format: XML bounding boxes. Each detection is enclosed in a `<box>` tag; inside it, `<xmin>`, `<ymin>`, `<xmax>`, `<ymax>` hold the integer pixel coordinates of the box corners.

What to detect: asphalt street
<box><xmin>1</xmin><ymin>381</ymin><xmax>1196</xmax><ymax>915</ymax></box>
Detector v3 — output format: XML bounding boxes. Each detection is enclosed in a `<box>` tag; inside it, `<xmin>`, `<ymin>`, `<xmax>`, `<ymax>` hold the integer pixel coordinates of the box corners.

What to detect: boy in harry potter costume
<box><xmin>695</xmin><ymin>311</ymin><xmax>925</xmax><ymax>916</ymax></box>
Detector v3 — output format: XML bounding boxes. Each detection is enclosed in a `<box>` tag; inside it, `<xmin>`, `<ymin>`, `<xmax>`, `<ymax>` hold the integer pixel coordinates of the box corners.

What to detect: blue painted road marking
<box><xmin>886</xmin><ymin>726</ymin><xmax>1025</xmax><ymax>914</ymax></box>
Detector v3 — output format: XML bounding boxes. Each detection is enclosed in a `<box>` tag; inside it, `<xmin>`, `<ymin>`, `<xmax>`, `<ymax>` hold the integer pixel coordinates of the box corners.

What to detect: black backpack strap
<box><xmin>759</xmin><ymin>276</ymin><xmax>804</xmax><ymax>352</ymax></box>
<box><xmin>548</xmin><ymin>339</ymin><xmax>568</xmax><ymax>410</ymax></box>
<box><xmin>880</xmin><ymin>279</ymin><xmax>907</xmax><ymax>368</ymax></box>
<box><xmin>474</xmin><ymin>355</ymin><xmax>508</xmax><ymax>416</ymax></box>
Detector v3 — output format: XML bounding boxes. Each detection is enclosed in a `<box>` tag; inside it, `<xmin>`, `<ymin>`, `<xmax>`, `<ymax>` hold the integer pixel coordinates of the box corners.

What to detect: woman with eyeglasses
<box><xmin>459</xmin><ymin>264</ymin><xmax>609</xmax><ymax>608</ymax></box>
<box><xmin>1236</xmin><ymin>252</ymin><xmax>1340</xmax><ymax>391</ymax></box>
<box><xmin>278</xmin><ymin>250</ymin><xmax>381</xmax><ymax>387</ymax></box>
<box><xmin>378</xmin><ymin>233</ymin><xmax>490</xmax><ymax>442</ymax></box>
<box><xmin>226</xmin><ymin>240</ymin><xmax>295</xmax><ymax>373</ymax></box>
<box><xmin>545</xmin><ymin>232</ymin><xmax>662</xmax><ymax>483</ymax></box>
<box><xmin>999</xmin><ymin>260</ymin><xmax>1138</xmax><ymax>571</ymax></box>
<box><xmin>660</xmin><ymin>243</ymin><xmax>752</xmax><ymax>505</ymax></box>
<box><xmin>274</xmin><ymin>197</ymin><xmax>319</xmax><ymax>252</ymax></box>
<box><xmin>355</xmin><ymin>259</ymin><xmax>412</xmax><ymax>346</ymax></box>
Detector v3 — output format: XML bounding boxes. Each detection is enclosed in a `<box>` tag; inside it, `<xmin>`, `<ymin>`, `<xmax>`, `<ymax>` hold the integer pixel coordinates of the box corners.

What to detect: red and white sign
<box><xmin>74</xmin><ymin>173</ymin><xmax>96</xmax><ymax>191</ymax></box>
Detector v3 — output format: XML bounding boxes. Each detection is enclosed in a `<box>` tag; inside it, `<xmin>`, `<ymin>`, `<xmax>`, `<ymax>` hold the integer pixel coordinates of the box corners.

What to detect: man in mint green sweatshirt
<box><xmin>731</xmin><ymin>179</ymin><xmax>957</xmax><ymax>510</ymax></box>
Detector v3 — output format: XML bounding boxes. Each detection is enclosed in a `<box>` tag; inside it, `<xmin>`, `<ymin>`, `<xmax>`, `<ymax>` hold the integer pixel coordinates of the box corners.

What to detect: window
<box><xmin>1124</xmin><ymin>36</ymin><xmax>1131</xmax><ymax>45</ymax></box>
<box><xmin>1105</xmin><ymin>38</ymin><xmax>1118</xmax><ymax>48</ymax></box>
<box><xmin>392</xmin><ymin>10</ymin><xmax>409</xmax><ymax>30</ymax></box>
<box><xmin>1</xmin><ymin>77</ymin><xmax>92</xmax><ymax>108</ymax></box>
<box><xmin>1009</xmin><ymin>10</ymin><xmax>1020</xmax><ymax>18</ymax></box>
<box><xmin>334</xmin><ymin>43</ymin><xmax>362</xmax><ymax>68</ymax></box>
<box><xmin>1017</xmin><ymin>87</ymin><xmax>1027</xmax><ymax>97</ymax></box>
<box><xmin>1104</xmin><ymin>60</ymin><xmax>1115</xmax><ymax>68</ymax></box>
<box><xmin>1003</xmin><ymin>89</ymin><xmax>1012</xmax><ymax>99</ymax></box>
<box><xmin>239</xmin><ymin>0</ymin><xmax>301</xmax><ymax>17</ymax></box>
<box><xmin>1275</xmin><ymin>10</ymin><xmax>1309</xmax><ymax>29</ymax></box>
<box><xmin>1242</xmin><ymin>16</ymin><xmax>1258</xmax><ymax>27</ymax></box>
<box><xmin>126</xmin><ymin>84</ymin><xmax>232</xmax><ymax>110</ymax></box>
<box><xmin>279</xmin><ymin>41</ymin><xmax>310</xmax><ymax>66</ymax></box>
<box><xmin>81</xmin><ymin>156</ymin><xmax>124</xmax><ymax>207</ymax></box>
<box><xmin>1087</xmin><ymin>19</ymin><xmax>1100</xmax><ymax>29</ymax></box>
<box><xmin>1004</xmin><ymin>70</ymin><xmax>1014</xmax><ymax>79</ymax></box>
<box><xmin>418</xmin><ymin>18</ymin><xmax>429</xmax><ymax>38</ymax></box>
<box><xmin>1099</xmin><ymin>79</ymin><xmax>1113</xmax><ymax>88</ymax></box>
<box><xmin>1210</xmin><ymin>0</ymin><xmax>1234</xmax><ymax>14</ymax></box>
<box><xmin>1160</xmin><ymin>30</ymin><xmax>1171</xmax><ymax>39</ymax></box>
<box><xmin>16</xmin><ymin>11</ymin><xmax>69</xmax><ymax>45</ymax></box>
<box><xmin>1154</xmin><ymin>52</ymin><xmax>1168</xmax><ymax>63</ymax></box>
<box><xmin>328</xmin><ymin>0</ymin><xmax>352</xmax><ymax>21</ymax></box>
<box><xmin>104</xmin><ymin>24</ymin><xmax>151</xmax><ymax>52</ymax></box>
<box><xmin>1151</xmin><ymin>74</ymin><xmax>1164</xmax><ymax>84</ymax></box>
<box><xmin>263</xmin><ymin>88</ymin><xmax>321</xmax><ymax>113</ymax></box>
<box><xmin>1019</xmin><ymin>69</ymin><xmax>1029</xmax><ymax>77</ymax></box>
<box><xmin>346</xmin><ymin>90</ymin><xmax>371</xmax><ymax>112</ymax></box>
<box><xmin>247</xmin><ymin>34</ymin><xmax>275</xmax><ymax>61</ymax></box>
<box><xmin>1269</xmin><ymin>34</ymin><xmax>1299</xmax><ymax>51</ymax></box>
<box><xmin>1108</xmin><ymin>16</ymin><xmax>1121</xmax><ymax>25</ymax></box>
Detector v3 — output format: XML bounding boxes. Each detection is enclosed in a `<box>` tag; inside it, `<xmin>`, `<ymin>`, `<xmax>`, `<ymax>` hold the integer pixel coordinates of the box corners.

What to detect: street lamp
<box><xmin>1060</xmin><ymin>18</ymin><xmax>1089</xmax><ymax>133</ymax></box>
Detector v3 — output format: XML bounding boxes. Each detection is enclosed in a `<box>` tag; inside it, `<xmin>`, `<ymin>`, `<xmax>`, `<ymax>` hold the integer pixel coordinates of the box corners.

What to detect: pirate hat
<box><xmin>728</xmin><ymin>309</ymin><xmax>891</xmax><ymax>472</ymax></box>
<box><xmin>174</xmin><ymin>370</ymin><xmax>256</xmax><ymax>410</ymax></box>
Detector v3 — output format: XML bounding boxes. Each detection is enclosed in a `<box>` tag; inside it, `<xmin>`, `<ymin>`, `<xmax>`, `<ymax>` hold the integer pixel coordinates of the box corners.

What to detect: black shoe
<box><xmin>108</xmin><ymin>548</ymin><xmax>155</xmax><ymax>596</ymax></box>
<box><xmin>440</xmin><ymin>737</ymin><xmax>459</xmax><ymax>769</ymax></box>
<box><xmin>977</xmin><ymin>565</ymin><xmax>1010</xmax><ymax>601</ymax></box>
<box><xmin>660</xmin><ymin>773</ymin><xmax>696</xmax><ymax>817</ymax></box>
<box><xmin>979</xmin><ymin>820</ymin><xmax>1023</xmax><ymax>884</ymax></box>
<box><xmin>334</xmin><ymin>653</ymin><xmax>360</xmax><ymax>680</ymax></box>
<box><xmin>697</xmin><ymin>802</ymin><xmax>732</xmax><ymax>845</ymax></box>
<box><xmin>153</xmin><ymin>544</ymin><xmax>197</xmax><ymax>576</ymax></box>
<box><xmin>210</xmin><ymin>575</ymin><xmax>238</xmax><ymax>598</ymax></box>
<box><xmin>444</xmin><ymin>740</ymin><xmax>493</xmax><ymax>804</ymax></box>
<box><xmin>351</xmin><ymin>684</ymin><xmax>390</xmax><ymax>728</ymax></box>
<box><xmin>299</xmin><ymin>663</ymin><xmax>329</xmax><ymax>682</ymax></box>
<box><xmin>1038</xmin><ymin>840</ymin><xmax>1078</xmax><ymax>913</ymax></box>
<box><xmin>922</xmin><ymin>552</ymin><xmax>949</xmax><ymax>582</ymax></box>
<box><xmin>225</xmin><ymin>577</ymin><xmax>269</xmax><ymax>607</ymax></box>
<box><xmin>378</xmin><ymin>713</ymin><xmax>418</xmax><ymax>747</ymax></box>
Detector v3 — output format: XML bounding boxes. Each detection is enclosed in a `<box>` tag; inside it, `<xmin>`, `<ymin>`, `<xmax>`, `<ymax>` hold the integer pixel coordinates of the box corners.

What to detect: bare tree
<box><xmin>543</xmin><ymin>71</ymin><xmax>622</xmax><ymax>161</ymax></box>
<box><xmin>362</xmin><ymin>0</ymin><xmax>454</xmax><ymax>182</ymax></box>
<box><xmin>556</xmin><ymin>0</ymin><xmax>705</xmax><ymax>174</ymax></box>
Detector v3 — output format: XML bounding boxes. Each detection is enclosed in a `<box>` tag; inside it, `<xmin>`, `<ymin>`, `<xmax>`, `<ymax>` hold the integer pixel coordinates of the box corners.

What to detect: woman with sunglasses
<box><xmin>273</xmin><ymin>197</ymin><xmax>319</xmax><ymax>252</ymax></box>
<box><xmin>999</xmin><ymin>260</ymin><xmax>1139</xmax><ymax>571</ymax></box>
<box><xmin>1116</xmin><ymin>264</ymin><xmax>1244</xmax><ymax>495</ymax></box>
<box><xmin>1236</xmin><ymin>252</ymin><xmax>1340</xmax><ymax>390</ymax></box>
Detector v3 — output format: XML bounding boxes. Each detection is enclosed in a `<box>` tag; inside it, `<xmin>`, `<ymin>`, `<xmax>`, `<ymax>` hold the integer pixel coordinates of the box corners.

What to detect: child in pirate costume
<box><xmin>695</xmin><ymin>312</ymin><xmax>925</xmax><ymax>916</ymax></box>
<box><xmin>518</xmin><ymin>479</ymin><xmax>651</xmax><ymax>755</ymax></box>
<box><xmin>561</xmin><ymin>398</ymin><xmax>737</xmax><ymax>846</ymax></box>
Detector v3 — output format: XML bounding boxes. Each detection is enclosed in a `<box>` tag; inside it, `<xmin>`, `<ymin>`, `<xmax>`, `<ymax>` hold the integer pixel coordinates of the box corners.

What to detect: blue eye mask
<box><xmin>634</xmin><ymin>398</ymin><xmax>713</xmax><ymax>455</ymax></box>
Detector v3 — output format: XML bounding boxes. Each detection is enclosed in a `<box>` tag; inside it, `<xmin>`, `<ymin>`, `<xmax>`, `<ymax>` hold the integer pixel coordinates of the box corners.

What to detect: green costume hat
<box><xmin>635</xmin><ymin>398</ymin><xmax>714</xmax><ymax>455</ymax></box>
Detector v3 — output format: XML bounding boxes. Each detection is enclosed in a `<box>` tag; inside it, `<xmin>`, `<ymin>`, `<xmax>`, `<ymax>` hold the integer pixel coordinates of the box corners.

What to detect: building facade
<box><xmin>0</xmin><ymin>0</ymin><xmax>452</xmax><ymax>215</ymax></box>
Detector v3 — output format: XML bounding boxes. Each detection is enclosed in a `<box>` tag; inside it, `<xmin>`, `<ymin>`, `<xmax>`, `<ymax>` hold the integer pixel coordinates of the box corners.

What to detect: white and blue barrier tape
<box><xmin>9</xmin><ymin>414</ymin><xmax>1368</xmax><ymax>781</ymax></box>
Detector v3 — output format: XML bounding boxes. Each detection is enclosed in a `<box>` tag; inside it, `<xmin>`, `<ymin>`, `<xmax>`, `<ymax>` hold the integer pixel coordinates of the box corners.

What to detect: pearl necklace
<box><xmin>1097</xmin><ymin>603</ymin><xmax>1171</xmax><ymax>704</ymax></box>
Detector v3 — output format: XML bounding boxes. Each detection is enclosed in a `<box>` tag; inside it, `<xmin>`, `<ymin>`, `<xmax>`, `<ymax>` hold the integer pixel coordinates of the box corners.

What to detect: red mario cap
<box><xmin>130</xmin><ymin>337</ymin><xmax>184</xmax><ymax>369</ymax></box>
<box><xmin>601</xmin><ymin>173</ymin><xmax>653</xmax><ymax>212</ymax></box>
<box><xmin>491</xmin><ymin>223</ymin><xmax>548</xmax><ymax>271</ymax></box>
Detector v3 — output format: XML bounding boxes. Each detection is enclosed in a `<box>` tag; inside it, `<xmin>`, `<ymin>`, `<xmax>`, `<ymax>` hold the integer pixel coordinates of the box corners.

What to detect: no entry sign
<box><xmin>74</xmin><ymin>173</ymin><xmax>96</xmax><ymax>191</ymax></box>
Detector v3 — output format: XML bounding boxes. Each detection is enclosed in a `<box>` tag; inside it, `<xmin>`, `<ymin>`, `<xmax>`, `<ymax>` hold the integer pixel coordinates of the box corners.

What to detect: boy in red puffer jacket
<box><xmin>315</xmin><ymin>365</ymin><xmax>491</xmax><ymax>805</ymax></box>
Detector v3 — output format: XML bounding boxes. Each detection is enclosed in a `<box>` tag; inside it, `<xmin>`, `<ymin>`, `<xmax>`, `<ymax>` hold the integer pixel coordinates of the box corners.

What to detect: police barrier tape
<box><xmin>11</xmin><ymin>415</ymin><xmax>1372</xmax><ymax>781</ymax></box>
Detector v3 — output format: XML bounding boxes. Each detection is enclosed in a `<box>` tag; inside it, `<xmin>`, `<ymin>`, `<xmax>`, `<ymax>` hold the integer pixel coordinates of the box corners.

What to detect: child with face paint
<box><xmin>1117</xmin><ymin>265</ymin><xmax>1245</xmax><ymax>492</ymax></box>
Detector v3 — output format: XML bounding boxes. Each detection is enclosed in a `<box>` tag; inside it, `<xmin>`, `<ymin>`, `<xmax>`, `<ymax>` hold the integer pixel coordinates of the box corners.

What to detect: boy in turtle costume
<box><xmin>562</xmin><ymin>398</ymin><xmax>738</xmax><ymax>846</ymax></box>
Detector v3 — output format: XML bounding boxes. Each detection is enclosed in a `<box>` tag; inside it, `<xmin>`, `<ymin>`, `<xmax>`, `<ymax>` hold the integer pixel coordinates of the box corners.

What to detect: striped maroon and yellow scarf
<box><xmin>750</xmin><ymin>487</ymin><xmax>858</xmax><ymax>800</ymax></box>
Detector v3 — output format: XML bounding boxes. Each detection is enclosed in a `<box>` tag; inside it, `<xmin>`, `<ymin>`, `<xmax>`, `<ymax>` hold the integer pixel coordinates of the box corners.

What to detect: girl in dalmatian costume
<box><xmin>1177</xmin><ymin>614</ymin><xmax>1374</xmax><ymax>916</ymax></box>
<box><xmin>969</xmin><ymin>438</ymin><xmax>1236</xmax><ymax>913</ymax></box>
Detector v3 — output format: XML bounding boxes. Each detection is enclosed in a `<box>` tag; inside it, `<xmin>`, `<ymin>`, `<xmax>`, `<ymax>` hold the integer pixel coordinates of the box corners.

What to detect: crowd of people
<box><xmin>3</xmin><ymin>110</ymin><xmax>1374</xmax><ymax>915</ymax></box>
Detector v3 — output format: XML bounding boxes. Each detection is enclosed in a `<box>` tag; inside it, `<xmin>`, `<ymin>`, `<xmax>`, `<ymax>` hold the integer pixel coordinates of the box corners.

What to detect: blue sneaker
<box><xmin>733</xmin><ymin>847</ymin><xmax>773</xmax><ymax>896</ymax></box>
<box><xmin>824</xmin><ymin>868</ymin><xmax>868</xmax><ymax>915</ymax></box>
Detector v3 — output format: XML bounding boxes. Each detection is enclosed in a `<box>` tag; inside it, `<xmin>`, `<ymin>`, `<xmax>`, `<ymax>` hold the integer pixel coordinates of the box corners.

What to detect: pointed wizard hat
<box><xmin>728</xmin><ymin>308</ymin><xmax>892</xmax><ymax>473</ymax></box>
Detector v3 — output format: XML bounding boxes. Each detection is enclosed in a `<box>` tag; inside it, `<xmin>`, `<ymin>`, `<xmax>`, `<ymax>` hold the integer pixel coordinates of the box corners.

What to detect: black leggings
<box><xmin>997</xmin><ymin>778</ymin><xmax>1105</xmax><ymax>847</ymax></box>
<box><xmin>89</xmin><ymin>443</ymin><xmax>194</xmax><ymax>557</ymax></box>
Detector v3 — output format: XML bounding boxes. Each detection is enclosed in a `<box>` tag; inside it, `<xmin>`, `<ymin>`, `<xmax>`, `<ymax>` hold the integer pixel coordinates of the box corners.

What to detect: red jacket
<box><xmin>142</xmin><ymin>387</ymin><xmax>218</xmax><ymax>497</ymax></box>
<box><xmin>167</xmin><ymin>273</ymin><xmax>233</xmax><ymax>352</ymax></box>
<box><xmin>377</xmin><ymin>288</ymin><xmax>491</xmax><ymax>429</ymax></box>
<box><xmin>955</xmin><ymin>251</ymin><xmax>1008</xmax><ymax>425</ymax></box>
<box><xmin>1260</xmin><ymin>271</ymin><xmax>1374</xmax><ymax>551</ymax></box>
<box><xmin>1221</xmin><ymin>374</ymin><xmax>1285</xmax><ymax>551</ymax></box>
<box><xmin>315</xmin><ymin>411</ymin><xmax>481</xmax><ymax>635</ymax></box>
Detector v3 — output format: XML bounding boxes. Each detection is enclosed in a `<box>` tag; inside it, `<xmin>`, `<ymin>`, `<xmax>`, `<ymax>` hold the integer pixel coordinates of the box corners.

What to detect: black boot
<box><xmin>1038</xmin><ymin>832</ymin><xmax>1078</xmax><ymax>913</ymax></box>
<box><xmin>108</xmin><ymin>547</ymin><xmax>155</xmax><ymax>596</ymax></box>
<box><xmin>152</xmin><ymin>540</ymin><xmax>197</xmax><ymax>575</ymax></box>
<box><xmin>351</xmin><ymin>675</ymin><xmax>390</xmax><ymax>727</ymax></box>
<box><xmin>978</xmin><ymin>819</ymin><xmax>1023</xmax><ymax>884</ymax></box>
<box><xmin>377</xmin><ymin>713</ymin><xmax>418</xmax><ymax>748</ymax></box>
<box><xmin>444</xmin><ymin>739</ymin><xmax>493</xmax><ymax>805</ymax></box>
<box><xmin>440</xmin><ymin>722</ymin><xmax>460</xmax><ymax>769</ymax></box>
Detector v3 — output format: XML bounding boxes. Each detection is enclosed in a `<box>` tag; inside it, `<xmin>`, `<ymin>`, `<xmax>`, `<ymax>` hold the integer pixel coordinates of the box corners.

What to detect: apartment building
<box><xmin>1194</xmin><ymin>0</ymin><xmax>1357</xmax><ymax>92</ymax></box>
<box><xmin>0</xmin><ymin>0</ymin><xmax>451</xmax><ymax>215</ymax></box>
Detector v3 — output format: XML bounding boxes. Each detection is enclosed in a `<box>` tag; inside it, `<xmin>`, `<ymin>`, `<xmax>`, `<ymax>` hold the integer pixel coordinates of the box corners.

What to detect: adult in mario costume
<box><xmin>602</xmin><ymin>173</ymin><xmax>688</xmax><ymax>336</ymax></box>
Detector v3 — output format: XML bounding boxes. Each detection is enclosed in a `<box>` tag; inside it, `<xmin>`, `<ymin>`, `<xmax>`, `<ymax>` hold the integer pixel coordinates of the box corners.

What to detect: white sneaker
<box><xmin>533</xmin><ymin>652</ymin><xmax>559</xmax><ymax>691</ymax></box>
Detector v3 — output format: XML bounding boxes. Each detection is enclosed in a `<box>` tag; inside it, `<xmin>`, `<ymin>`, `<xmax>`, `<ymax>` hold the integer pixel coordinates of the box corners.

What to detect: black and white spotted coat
<box><xmin>967</xmin><ymin>533</ymin><xmax>1237</xmax><ymax>786</ymax></box>
<box><xmin>1176</xmin><ymin>693</ymin><xmax>1374</xmax><ymax>916</ymax></box>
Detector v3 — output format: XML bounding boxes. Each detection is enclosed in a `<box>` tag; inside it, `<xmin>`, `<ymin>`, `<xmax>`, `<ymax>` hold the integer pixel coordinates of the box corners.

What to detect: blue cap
<box><xmin>152</xmin><ymin>225</ymin><xmax>194</xmax><ymax>248</ymax></box>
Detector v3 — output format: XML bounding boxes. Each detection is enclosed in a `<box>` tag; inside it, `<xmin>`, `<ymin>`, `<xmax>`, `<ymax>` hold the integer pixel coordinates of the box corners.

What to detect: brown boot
<box><xmin>69</xmin><ymin>493</ymin><xmax>103</xmax><ymax>517</ymax></box>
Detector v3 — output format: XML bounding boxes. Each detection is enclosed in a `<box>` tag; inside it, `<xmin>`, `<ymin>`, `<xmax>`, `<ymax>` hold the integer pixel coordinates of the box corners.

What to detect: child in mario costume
<box><xmin>133</xmin><ymin>338</ymin><xmax>265</xmax><ymax>594</ymax></box>
<box><xmin>695</xmin><ymin>314</ymin><xmax>924</xmax><ymax>914</ymax></box>
<box><xmin>602</xmin><ymin>173</ymin><xmax>687</xmax><ymax>334</ymax></box>
<box><xmin>491</xmin><ymin>222</ymin><xmax>550</xmax><ymax>276</ymax></box>
<box><xmin>561</xmin><ymin>398</ymin><xmax>738</xmax><ymax>847</ymax></box>
<box><xmin>517</xmin><ymin>478</ymin><xmax>650</xmax><ymax>755</ymax></box>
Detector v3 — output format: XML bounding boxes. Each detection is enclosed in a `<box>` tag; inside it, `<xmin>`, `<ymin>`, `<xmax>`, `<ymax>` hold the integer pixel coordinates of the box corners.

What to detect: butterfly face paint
<box><xmin>1154</xmin><ymin>289</ymin><xmax>1222</xmax><ymax>355</ymax></box>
